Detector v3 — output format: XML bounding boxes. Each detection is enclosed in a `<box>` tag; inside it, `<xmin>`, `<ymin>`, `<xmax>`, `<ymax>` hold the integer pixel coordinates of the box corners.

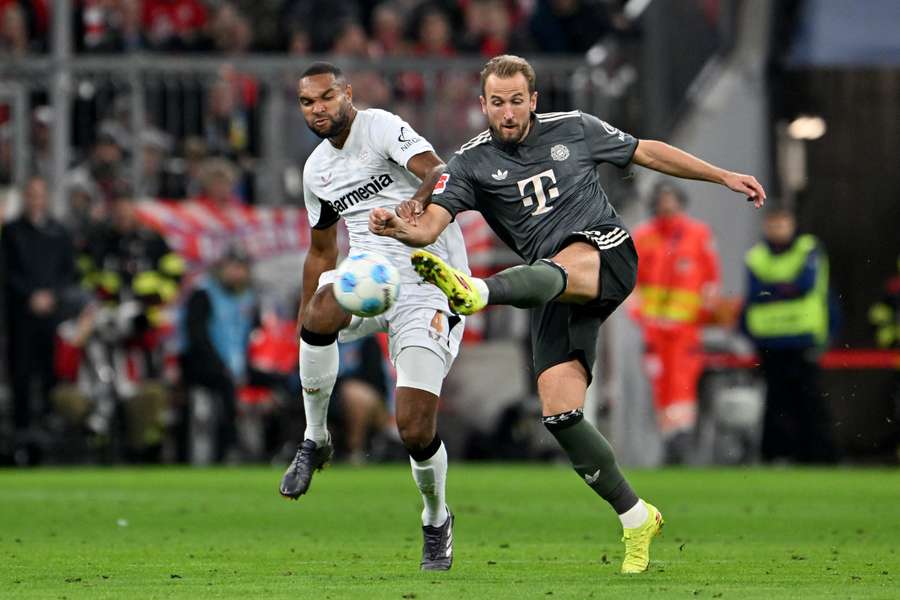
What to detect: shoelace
<box><xmin>422</xmin><ymin>526</ymin><xmax>447</xmax><ymax>559</ymax></box>
<box><xmin>288</xmin><ymin>442</ymin><xmax>316</xmax><ymax>475</ymax></box>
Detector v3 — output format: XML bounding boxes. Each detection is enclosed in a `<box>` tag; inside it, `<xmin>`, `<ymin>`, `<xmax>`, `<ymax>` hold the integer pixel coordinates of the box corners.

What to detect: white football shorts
<box><xmin>317</xmin><ymin>269</ymin><xmax>465</xmax><ymax>376</ymax></box>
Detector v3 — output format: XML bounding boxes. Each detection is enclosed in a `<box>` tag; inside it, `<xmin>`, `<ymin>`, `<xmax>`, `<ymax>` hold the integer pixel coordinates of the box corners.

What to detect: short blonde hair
<box><xmin>480</xmin><ymin>54</ymin><xmax>536</xmax><ymax>95</ymax></box>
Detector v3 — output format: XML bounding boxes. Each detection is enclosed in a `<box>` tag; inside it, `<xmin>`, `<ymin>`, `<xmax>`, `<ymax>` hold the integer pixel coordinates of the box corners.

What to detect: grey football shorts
<box><xmin>530</xmin><ymin>227</ymin><xmax>638</xmax><ymax>383</ymax></box>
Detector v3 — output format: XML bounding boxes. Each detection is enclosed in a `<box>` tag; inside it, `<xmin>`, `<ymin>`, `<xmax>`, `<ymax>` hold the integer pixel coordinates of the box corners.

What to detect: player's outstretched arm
<box><xmin>369</xmin><ymin>204</ymin><xmax>451</xmax><ymax>247</ymax></box>
<box><xmin>632</xmin><ymin>139</ymin><xmax>767</xmax><ymax>208</ymax></box>
<box><xmin>400</xmin><ymin>151</ymin><xmax>447</xmax><ymax>224</ymax></box>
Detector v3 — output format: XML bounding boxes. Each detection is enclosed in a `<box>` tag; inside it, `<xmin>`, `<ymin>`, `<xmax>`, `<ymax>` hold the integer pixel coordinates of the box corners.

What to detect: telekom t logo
<box><xmin>517</xmin><ymin>169</ymin><xmax>558</xmax><ymax>216</ymax></box>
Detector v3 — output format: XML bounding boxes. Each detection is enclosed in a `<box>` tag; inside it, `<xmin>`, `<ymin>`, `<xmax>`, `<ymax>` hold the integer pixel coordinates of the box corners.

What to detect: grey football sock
<box><xmin>543</xmin><ymin>409</ymin><xmax>639</xmax><ymax>514</ymax></box>
<box><xmin>485</xmin><ymin>259</ymin><xmax>567</xmax><ymax>308</ymax></box>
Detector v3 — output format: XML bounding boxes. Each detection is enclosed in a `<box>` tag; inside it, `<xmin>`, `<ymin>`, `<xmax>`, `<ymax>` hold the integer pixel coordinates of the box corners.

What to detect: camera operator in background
<box><xmin>68</xmin><ymin>192</ymin><xmax>185</xmax><ymax>459</ymax></box>
<box><xmin>63</xmin><ymin>126</ymin><xmax>129</xmax><ymax>222</ymax></box>
<box><xmin>2</xmin><ymin>177</ymin><xmax>75</xmax><ymax>465</ymax></box>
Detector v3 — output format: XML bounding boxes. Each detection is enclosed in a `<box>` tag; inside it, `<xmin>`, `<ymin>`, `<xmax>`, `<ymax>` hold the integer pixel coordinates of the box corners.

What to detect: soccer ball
<box><xmin>333</xmin><ymin>252</ymin><xmax>400</xmax><ymax>317</ymax></box>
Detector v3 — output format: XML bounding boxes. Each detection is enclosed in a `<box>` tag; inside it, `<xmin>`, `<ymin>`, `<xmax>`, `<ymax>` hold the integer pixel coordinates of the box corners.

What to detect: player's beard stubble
<box><xmin>308</xmin><ymin>103</ymin><xmax>352</xmax><ymax>139</ymax></box>
<box><xmin>491</xmin><ymin>116</ymin><xmax>531</xmax><ymax>145</ymax></box>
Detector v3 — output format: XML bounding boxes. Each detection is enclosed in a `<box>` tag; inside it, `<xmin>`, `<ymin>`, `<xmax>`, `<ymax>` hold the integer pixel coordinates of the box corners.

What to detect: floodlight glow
<box><xmin>787</xmin><ymin>116</ymin><xmax>826</xmax><ymax>140</ymax></box>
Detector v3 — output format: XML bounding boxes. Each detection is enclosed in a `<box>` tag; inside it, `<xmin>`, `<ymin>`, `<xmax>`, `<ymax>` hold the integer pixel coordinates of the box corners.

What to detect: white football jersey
<box><xmin>302</xmin><ymin>109</ymin><xmax>469</xmax><ymax>308</ymax></box>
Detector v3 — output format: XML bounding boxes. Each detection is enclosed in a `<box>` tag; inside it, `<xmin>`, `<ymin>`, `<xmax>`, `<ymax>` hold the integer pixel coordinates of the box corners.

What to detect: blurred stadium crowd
<box><xmin>0</xmin><ymin>0</ymin><xmax>634</xmax><ymax>56</ymax></box>
<box><xmin>0</xmin><ymin>0</ymin><xmax>643</xmax><ymax>467</ymax></box>
<box><xmin>1</xmin><ymin>1</ymin><xmax>897</xmax><ymax>468</ymax></box>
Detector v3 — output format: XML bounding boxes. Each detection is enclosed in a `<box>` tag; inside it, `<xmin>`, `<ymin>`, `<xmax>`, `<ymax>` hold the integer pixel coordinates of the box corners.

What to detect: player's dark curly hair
<box><xmin>480</xmin><ymin>55</ymin><xmax>536</xmax><ymax>95</ymax></box>
<box><xmin>300</xmin><ymin>62</ymin><xmax>346</xmax><ymax>85</ymax></box>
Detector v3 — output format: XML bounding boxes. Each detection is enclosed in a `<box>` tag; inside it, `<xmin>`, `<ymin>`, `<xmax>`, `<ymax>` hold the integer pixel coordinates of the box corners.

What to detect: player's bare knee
<box><xmin>552</xmin><ymin>243</ymin><xmax>600</xmax><ymax>302</ymax></box>
<box><xmin>396</xmin><ymin>414</ymin><xmax>436</xmax><ymax>451</ymax></box>
<box><xmin>303</xmin><ymin>286</ymin><xmax>351</xmax><ymax>334</ymax></box>
<box><xmin>537</xmin><ymin>362</ymin><xmax>589</xmax><ymax>416</ymax></box>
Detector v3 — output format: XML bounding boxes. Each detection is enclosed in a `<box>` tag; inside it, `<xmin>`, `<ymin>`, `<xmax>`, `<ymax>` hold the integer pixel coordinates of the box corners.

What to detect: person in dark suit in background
<box><xmin>2</xmin><ymin>177</ymin><xmax>75</xmax><ymax>464</ymax></box>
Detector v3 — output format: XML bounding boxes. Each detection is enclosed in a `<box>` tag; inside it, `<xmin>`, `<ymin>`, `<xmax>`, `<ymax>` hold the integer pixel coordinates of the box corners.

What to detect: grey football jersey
<box><xmin>431</xmin><ymin>110</ymin><xmax>638</xmax><ymax>263</ymax></box>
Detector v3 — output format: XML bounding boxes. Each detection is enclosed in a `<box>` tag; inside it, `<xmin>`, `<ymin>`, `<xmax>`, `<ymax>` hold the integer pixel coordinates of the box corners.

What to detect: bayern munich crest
<box><xmin>550</xmin><ymin>144</ymin><xmax>570</xmax><ymax>161</ymax></box>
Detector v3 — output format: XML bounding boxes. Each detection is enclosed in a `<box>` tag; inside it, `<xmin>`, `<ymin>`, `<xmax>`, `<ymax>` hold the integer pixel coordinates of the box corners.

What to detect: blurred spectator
<box><xmin>228</xmin><ymin>0</ymin><xmax>283</xmax><ymax>51</ymax></box>
<box><xmin>347</xmin><ymin>70</ymin><xmax>392</xmax><ymax>109</ymax></box>
<box><xmin>369</xmin><ymin>3</ymin><xmax>408</xmax><ymax>57</ymax></box>
<box><xmin>193</xmin><ymin>157</ymin><xmax>242</xmax><ymax>207</ymax></box>
<box><xmin>65</xmin><ymin>178</ymin><xmax>108</xmax><ymax>253</ymax></box>
<box><xmin>136</xmin><ymin>127</ymin><xmax>180</xmax><ymax>199</ymax></box>
<box><xmin>742</xmin><ymin>208</ymin><xmax>838</xmax><ymax>464</ymax></box>
<box><xmin>180</xmin><ymin>247</ymin><xmax>256</xmax><ymax>461</ymax></box>
<box><xmin>204</xmin><ymin>68</ymin><xmax>258</xmax><ymax>201</ymax></box>
<box><xmin>205</xmin><ymin>77</ymin><xmax>247</xmax><ymax>158</ymax></box>
<box><xmin>331</xmin><ymin>19</ymin><xmax>370</xmax><ymax>57</ymax></box>
<box><xmin>869</xmin><ymin>255</ymin><xmax>900</xmax><ymax>458</ymax></box>
<box><xmin>203</xmin><ymin>2</ymin><xmax>256</xmax><ymax>54</ymax></box>
<box><xmin>280</xmin><ymin>0</ymin><xmax>360</xmax><ymax>53</ymax></box>
<box><xmin>142</xmin><ymin>0</ymin><xmax>208</xmax><ymax>51</ymax></box>
<box><xmin>58</xmin><ymin>194</ymin><xmax>184</xmax><ymax>455</ymax></box>
<box><xmin>63</xmin><ymin>124</ymin><xmax>130</xmax><ymax>225</ymax></box>
<box><xmin>530</xmin><ymin>0</ymin><xmax>615</xmax><ymax>54</ymax></box>
<box><xmin>2</xmin><ymin>177</ymin><xmax>75</xmax><ymax>464</ymax></box>
<box><xmin>334</xmin><ymin>336</ymin><xmax>393</xmax><ymax>464</ymax></box>
<box><xmin>396</xmin><ymin>5</ymin><xmax>456</xmax><ymax>102</ymax></box>
<box><xmin>413</xmin><ymin>5</ymin><xmax>455</xmax><ymax>57</ymax></box>
<box><xmin>0</xmin><ymin>1</ymin><xmax>30</xmax><ymax>56</ymax></box>
<box><xmin>869</xmin><ymin>256</ymin><xmax>900</xmax><ymax>349</ymax></box>
<box><xmin>80</xmin><ymin>193</ymin><xmax>186</xmax><ymax>332</ymax></box>
<box><xmin>157</xmin><ymin>135</ymin><xmax>207</xmax><ymax>200</ymax></box>
<box><xmin>29</xmin><ymin>105</ymin><xmax>52</xmax><ymax>180</ymax></box>
<box><xmin>631</xmin><ymin>182</ymin><xmax>720</xmax><ymax>464</ymax></box>
<box><xmin>0</xmin><ymin>123</ymin><xmax>11</xmax><ymax>186</ymax></box>
<box><xmin>286</xmin><ymin>25</ymin><xmax>310</xmax><ymax>55</ymax></box>
<box><xmin>460</xmin><ymin>0</ymin><xmax>533</xmax><ymax>57</ymax></box>
<box><xmin>0</xmin><ymin>0</ymin><xmax>47</xmax><ymax>52</ymax></box>
<box><xmin>80</xmin><ymin>0</ymin><xmax>148</xmax><ymax>53</ymax></box>
<box><xmin>178</xmin><ymin>136</ymin><xmax>208</xmax><ymax>198</ymax></box>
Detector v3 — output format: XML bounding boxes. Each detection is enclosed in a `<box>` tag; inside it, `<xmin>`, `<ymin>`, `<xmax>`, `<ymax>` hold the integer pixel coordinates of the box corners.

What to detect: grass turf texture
<box><xmin>1</xmin><ymin>466</ymin><xmax>898</xmax><ymax>599</ymax></box>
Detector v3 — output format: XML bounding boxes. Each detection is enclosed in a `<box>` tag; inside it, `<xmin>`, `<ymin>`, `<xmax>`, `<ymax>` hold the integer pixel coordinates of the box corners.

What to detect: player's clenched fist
<box><xmin>396</xmin><ymin>199</ymin><xmax>425</xmax><ymax>224</ymax></box>
<box><xmin>369</xmin><ymin>206</ymin><xmax>400</xmax><ymax>237</ymax></box>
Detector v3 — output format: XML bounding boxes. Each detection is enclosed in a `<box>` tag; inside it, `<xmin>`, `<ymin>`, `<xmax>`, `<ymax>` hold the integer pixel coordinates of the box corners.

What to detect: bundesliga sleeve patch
<box><xmin>433</xmin><ymin>173</ymin><xmax>450</xmax><ymax>194</ymax></box>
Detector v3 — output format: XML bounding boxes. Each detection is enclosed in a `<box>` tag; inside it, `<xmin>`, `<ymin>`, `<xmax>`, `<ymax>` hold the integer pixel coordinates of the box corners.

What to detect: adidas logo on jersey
<box><xmin>327</xmin><ymin>174</ymin><xmax>395</xmax><ymax>213</ymax></box>
<box><xmin>491</xmin><ymin>169</ymin><xmax>508</xmax><ymax>181</ymax></box>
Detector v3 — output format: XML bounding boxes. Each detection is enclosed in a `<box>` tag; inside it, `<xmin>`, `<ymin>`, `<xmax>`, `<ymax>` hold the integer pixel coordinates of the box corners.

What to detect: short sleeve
<box><xmin>371</xmin><ymin>111</ymin><xmax>434</xmax><ymax>168</ymax></box>
<box><xmin>429</xmin><ymin>156</ymin><xmax>478</xmax><ymax>221</ymax></box>
<box><xmin>581</xmin><ymin>113</ymin><xmax>638</xmax><ymax>168</ymax></box>
<box><xmin>302</xmin><ymin>177</ymin><xmax>340</xmax><ymax>230</ymax></box>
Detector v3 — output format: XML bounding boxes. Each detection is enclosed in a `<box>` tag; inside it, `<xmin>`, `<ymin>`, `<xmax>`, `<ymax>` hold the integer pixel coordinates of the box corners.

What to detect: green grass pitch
<box><xmin>2</xmin><ymin>466</ymin><xmax>898</xmax><ymax>599</ymax></box>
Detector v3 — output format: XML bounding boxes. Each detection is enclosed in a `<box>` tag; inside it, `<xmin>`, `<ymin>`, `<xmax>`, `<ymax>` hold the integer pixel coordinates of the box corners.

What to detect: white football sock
<box><xmin>299</xmin><ymin>340</ymin><xmax>339</xmax><ymax>446</ymax></box>
<box><xmin>619</xmin><ymin>498</ymin><xmax>650</xmax><ymax>529</ymax></box>
<box><xmin>410</xmin><ymin>442</ymin><xmax>449</xmax><ymax>527</ymax></box>
<box><xmin>473</xmin><ymin>277</ymin><xmax>490</xmax><ymax>302</ymax></box>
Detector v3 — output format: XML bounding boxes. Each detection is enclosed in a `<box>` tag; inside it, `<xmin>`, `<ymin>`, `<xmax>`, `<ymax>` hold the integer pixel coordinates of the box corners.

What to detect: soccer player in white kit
<box><xmin>279</xmin><ymin>63</ymin><xmax>467</xmax><ymax>571</ymax></box>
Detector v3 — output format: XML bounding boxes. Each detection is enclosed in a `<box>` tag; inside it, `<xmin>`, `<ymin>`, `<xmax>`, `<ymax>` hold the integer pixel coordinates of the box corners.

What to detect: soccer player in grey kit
<box><xmin>370</xmin><ymin>55</ymin><xmax>766</xmax><ymax>574</ymax></box>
